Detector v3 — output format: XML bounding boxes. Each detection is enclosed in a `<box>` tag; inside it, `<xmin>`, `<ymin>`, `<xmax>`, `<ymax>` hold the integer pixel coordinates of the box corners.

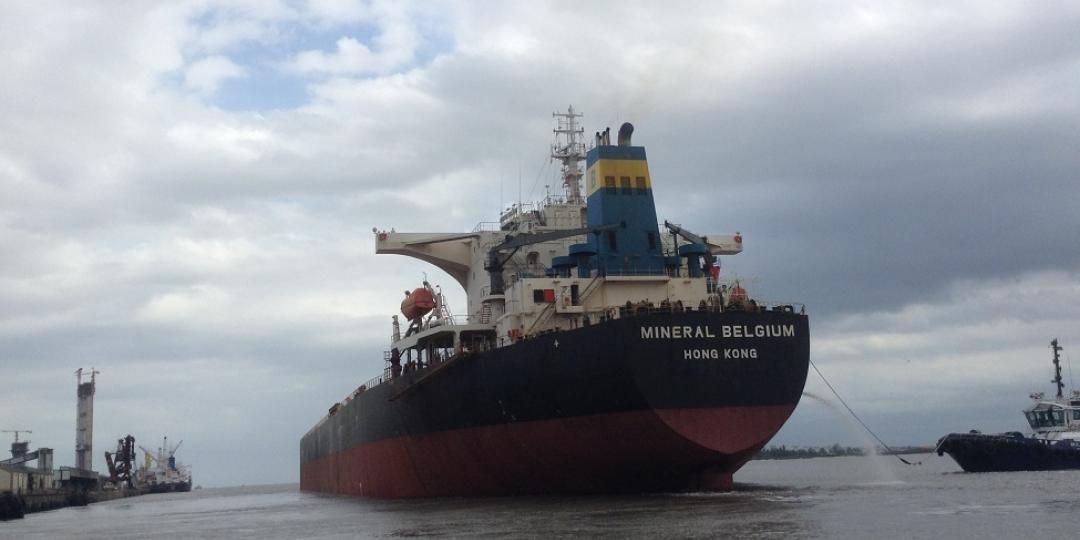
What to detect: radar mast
<box><xmin>1052</xmin><ymin>338</ymin><xmax>1064</xmax><ymax>398</ymax></box>
<box><xmin>551</xmin><ymin>106</ymin><xmax>586</xmax><ymax>204</ymax></box>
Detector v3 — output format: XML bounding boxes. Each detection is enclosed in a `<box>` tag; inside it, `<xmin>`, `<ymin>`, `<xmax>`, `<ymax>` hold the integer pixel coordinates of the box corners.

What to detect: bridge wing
<box><xmin>374</xmin><ymin>230</ymin><xmax>476</xmax><ymax>289</ymax></box>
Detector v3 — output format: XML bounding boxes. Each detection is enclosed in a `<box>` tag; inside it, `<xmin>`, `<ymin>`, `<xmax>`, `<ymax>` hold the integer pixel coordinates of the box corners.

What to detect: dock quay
<box><xmin>2</xmin><ymin>369</ymin><xmax>191</xmax><ymax>520</ymax></box>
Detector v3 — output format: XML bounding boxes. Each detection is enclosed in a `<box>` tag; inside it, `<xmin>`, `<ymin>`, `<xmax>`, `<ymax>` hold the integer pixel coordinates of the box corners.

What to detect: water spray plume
<box><xmin>808</xmin><ymin>358</ymin><xmax>921</xmax><ymax>466</ymax></box>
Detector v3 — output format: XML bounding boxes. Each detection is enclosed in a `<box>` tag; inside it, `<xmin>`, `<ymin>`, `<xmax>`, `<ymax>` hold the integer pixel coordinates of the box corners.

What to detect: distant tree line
<box><xmin>755</xmin><ymin>444</ymin><xmax>934</xmax><ymax>460</ymax></box>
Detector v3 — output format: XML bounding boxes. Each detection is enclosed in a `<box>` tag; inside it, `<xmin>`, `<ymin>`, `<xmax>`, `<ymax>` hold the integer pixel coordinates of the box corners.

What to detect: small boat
<box><xmin>937</xmin><ymin>339</ymin><xmax>1080</xmax><ymax>472</ymax></box>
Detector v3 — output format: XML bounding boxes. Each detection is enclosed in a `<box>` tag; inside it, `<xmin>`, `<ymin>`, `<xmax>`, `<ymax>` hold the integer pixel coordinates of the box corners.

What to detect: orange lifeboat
<box><xmin>401</xmin><ymin>288</ymin><xmax>436</xmax><ymax>320</ymax></box>
<box><xmin>727</xmin><ymin>284</ymin><xmax>748</xmax><ymax>307</ymax></box>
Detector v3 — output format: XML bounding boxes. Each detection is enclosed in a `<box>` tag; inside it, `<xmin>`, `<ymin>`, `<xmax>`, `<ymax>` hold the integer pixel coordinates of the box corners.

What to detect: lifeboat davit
<box><xmin>401</xmin><ymin>288</ymin><xmax>435</xmax><ymax>320</ymax></box>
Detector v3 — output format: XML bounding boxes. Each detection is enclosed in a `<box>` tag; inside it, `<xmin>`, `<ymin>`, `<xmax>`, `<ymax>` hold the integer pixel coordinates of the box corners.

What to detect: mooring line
<box><xmin>809</xmin><ymin>358</ymin><xmax>921</xmax><ymax>466</ymax></box>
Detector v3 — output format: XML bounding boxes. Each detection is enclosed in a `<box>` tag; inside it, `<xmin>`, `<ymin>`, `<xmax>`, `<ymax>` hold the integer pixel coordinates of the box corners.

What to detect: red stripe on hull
<box><xmin>300</xmin><ymin>405</ymin><xmax>794</xmax><ymax>498</ymax></box>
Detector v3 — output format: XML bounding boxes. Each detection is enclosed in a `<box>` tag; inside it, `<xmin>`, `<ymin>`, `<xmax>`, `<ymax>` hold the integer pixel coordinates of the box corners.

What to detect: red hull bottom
<box><xmin>300</xmin><ymin>405</ymin><xmax>794</xmax><ymax>498</ymax></box>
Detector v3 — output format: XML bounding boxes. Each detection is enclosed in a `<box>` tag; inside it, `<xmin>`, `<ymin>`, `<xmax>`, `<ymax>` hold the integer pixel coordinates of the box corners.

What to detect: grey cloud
<box><xmin>4</xmin><ymin>2</ymin><xmax>1080</xmax><ymax>485</ymax></box>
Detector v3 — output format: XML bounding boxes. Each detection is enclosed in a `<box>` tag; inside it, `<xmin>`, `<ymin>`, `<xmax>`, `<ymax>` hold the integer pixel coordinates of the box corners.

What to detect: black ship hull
<box><xmin>301</xmin><ymin>309</ymin><xmax>810</xmax><ymax>497</ymax></box>
<box><xmin>937</xmin><ymin>432</ymin><xmax>1080</xmax><ymax>472</ymax></box>
<box><xmin>146</xmin><ymin>481</ymin><xmax>191</xmax><ymax>494</ymax></box>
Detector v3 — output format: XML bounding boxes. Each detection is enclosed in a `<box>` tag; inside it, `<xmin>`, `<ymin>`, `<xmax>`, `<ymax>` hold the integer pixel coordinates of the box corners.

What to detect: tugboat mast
<box><xmin>551</xmin><ymin>106</ymin><xmax>586</xmax><ymax>204</ymax></box>
<box><xmin>1052</xmin><ymin>338</ymin><xmax>1064</xmax><ymax>399</ymax></box>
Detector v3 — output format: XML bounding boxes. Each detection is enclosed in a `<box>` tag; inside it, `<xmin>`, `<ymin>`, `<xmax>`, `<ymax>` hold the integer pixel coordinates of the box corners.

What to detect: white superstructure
<box><xmin>1022</xmin><ymin>339</ymin><xmax>1080</xmax><ymax>441</ymax></box>
<box><xmin>368</xmin><ymin>108</ymin><xmax>776</xmax><ymax>383</ymax></box>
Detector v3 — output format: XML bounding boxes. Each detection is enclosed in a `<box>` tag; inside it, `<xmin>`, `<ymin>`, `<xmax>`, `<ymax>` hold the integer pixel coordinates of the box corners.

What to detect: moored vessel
<box><xmin>937</xmin><ymin>339</ymin><xmax>1080</xmax><ymax>472</ymax></box>
<box><xmin>300</xmin><ymin>108</ymin><xmax>811</xmax><ymax>497</ymax></box>
<box><xmin>136</xmin><ymin>437</ymin><xmax>192</xmax><ymax>493</ymax></box>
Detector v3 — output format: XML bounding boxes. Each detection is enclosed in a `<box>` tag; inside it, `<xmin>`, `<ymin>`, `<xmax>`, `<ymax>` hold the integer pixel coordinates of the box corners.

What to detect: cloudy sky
<box><xmin>3</xmin><ymin>1</ymin><xmax>1080</xmax><ymax>487</ymax></box>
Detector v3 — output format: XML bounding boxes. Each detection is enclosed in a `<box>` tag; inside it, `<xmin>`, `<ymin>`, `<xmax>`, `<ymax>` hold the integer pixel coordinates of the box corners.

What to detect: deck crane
<box><xmin>484</xmin><ymin>222</ymin><xmax>622</xmax><ymax>294</ymax></box>
<box><xmin>139</xmin><ymin>437</ymin><xmax>184</xmax><ymax>471</ymax></box>
<box><xmin>166</xmin><ymin>439</ymin><xmax>183</xmax><ymax>470</ymax></box>
<box><xmin>663</xmin><ymin>220</ymin><xmax>718</xmax><ymax>275</ymax></box>
<box><xmin>138</xmin><ymin>445</ymin><xmax>159</xmax><ymax>470</ymax></box>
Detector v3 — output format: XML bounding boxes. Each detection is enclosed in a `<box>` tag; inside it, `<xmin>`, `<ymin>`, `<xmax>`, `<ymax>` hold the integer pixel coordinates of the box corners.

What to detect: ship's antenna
<box><xmin>1051</xmin><ymin>338</ymin><xmax>1064</xmax><ymax>398</ymax></box>
<box><xmin>551</xmin><ymin>105</ymin><xmax>586</xmax><ymax>204</ymax></box>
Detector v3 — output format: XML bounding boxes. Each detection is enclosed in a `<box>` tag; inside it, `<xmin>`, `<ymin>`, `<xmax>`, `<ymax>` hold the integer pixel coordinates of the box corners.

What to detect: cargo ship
<box><xmin>937</xmin><ymin>339</ymin><xmax>1080</xmax><ymax>472</ymax></box>
<box><xmin>300</xmin><ymin>108</ymin><xmax>811</xmax><ymax>497</ymax></box>
<box><xmin>135</xmin><ymin>437</ymin><xmax>192</xmax><ymax>493</ymax></box>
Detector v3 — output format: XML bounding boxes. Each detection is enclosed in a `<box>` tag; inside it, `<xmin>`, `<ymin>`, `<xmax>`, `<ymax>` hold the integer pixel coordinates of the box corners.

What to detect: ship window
<box><xmin>635</xmin><ymin>176</ymin><xmax>647</xmax><ymax>194</ymax></box>
<box><xmin>1026</xmin><ymin>412</ymin><xmax>1038</xmax><ymax>429</ymax></box>
<box><xmin>620</xmin><ymin>176</ymin><xmax>631</xmax><ymax>194</ymax></box>
<box><xmin>1073</xmin><ymin>409</ymin><xmax>1080</xmax><ymax>421</ymax></box>
<box><xmin>1053</xmin><ymin>409</ymin><xmax>1066</xmax><ymax>425</ymax></box>
<box><xmin>533</xmin><ymin>289</ymin><xmax>545</xmax><ymax>303</ymax></box>
<box><xmin>604</xmin><ymin>176</ymin><xmax>616</xmax><ymax>193</ymax></box>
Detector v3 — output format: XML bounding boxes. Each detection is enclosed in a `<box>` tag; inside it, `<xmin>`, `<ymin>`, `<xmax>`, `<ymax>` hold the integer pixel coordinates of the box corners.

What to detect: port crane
<box><xmin>1</xmin><ymin>429</ymin><xmax>31</xmax><ymax>444</ymax></box>
<box><xmin>105</xmin><ymin>435</ymin><xmax>136</xmax><ymax>488</ymax></box>
<box><xmin>0</xmin><ymin>430</ymin><xmax>37</xmax><ymax>466</ymax></box>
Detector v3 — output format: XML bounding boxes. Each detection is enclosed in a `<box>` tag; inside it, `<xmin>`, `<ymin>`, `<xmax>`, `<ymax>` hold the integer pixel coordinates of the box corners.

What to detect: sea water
<box><xmin>5</xmin><ymin>455</ymin><xmax>1078</xmax><ymax>539</ymax></box>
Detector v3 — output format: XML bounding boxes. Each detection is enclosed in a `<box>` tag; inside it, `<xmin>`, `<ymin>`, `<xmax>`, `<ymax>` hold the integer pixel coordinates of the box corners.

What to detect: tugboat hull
<box><xmin>937</xmin><ymin>432</ymin><xmax>1080</xmax><ymax>472</ymax></box>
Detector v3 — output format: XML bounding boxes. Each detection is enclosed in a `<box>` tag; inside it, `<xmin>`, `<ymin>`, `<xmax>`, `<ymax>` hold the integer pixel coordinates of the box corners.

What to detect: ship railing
<box><xmin>505</xmin><ymin>267</ymin><xmax>685</xmax><ymax>283</ymax></box>
<box><xmin>572</xmin><ymin>298</ymin><xmax>808</xmax><ymax>321</ymax></box>
<box><xmin>601</xmin><ymin>268</ymin><xmax>680</xmax><ymax>277</ymax></box>
<box><xmin>472</xmin><ymin>221</ymin><xmax>501</xmax><ymax>232</ymax></box>
<box><xmin>509</xmin><ymin>265</ymin><xmax>553</xmax><ymax>281</ymax></box>
<box><xmin>499</xmin><ymin>204</ymin><xmax>530</xmax><ymax>226</ymax></box>
<box><xmin>560</xmin><ymin>267</ymin><xmax>687</xmax><ymax>278</ymax></box>
<box><xmin>742</xmin><ymin>300</ymin><xmax>807</xmax><ymax>314</ymax></box>
<box><xmin>388</xmin><ymin>317</ymin><xmax>471</xmax><ymax>348</ymax></box>
<box><xmin>424</xmin><ymin>315</ymin><xmax>469</xmax><ymax>328</ymax></box>
<box><xmin>359</xmin><ymin>366</ymin><xmax>393</xmax><ymax>394</ymax></box>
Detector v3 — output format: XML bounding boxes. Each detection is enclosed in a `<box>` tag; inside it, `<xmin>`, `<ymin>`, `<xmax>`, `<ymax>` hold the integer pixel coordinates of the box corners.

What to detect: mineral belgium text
<box><xmin>639</xmin><ymin>324</ymin><xmax>796</xmax><ymax>340</ymax></box>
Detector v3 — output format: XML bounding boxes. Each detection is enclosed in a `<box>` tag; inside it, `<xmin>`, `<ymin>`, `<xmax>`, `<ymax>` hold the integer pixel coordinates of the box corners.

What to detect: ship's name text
<box><xmin>639</xmin><ymin>324</ymin><xmax>795</xmax><ymax>340</ymax></box>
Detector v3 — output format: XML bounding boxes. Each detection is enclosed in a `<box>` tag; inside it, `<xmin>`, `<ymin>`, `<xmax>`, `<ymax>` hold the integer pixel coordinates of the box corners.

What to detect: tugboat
<box><xmin>937</xmin><ymin>339</ymin><xmax>1080</xmax><ymax>472</ymax></box>
<box><xmin>300</xmin><ymin>108</ymin><xmax>811</xmax><ymax>497</ymax></box>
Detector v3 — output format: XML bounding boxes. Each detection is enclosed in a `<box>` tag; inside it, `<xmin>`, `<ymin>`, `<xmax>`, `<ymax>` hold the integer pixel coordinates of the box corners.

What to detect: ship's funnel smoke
<box><xmin>618</xmin><ymin>122</ymin><xmax>634</xmax><ymax>146</ymax></box>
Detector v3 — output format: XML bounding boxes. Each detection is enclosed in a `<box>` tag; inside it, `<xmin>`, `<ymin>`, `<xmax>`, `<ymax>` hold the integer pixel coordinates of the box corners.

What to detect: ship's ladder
<box><xmin>479</xmin><ymin>303</ymin><xmax>492</xmax><ymax>324</ymax></box>
<box><xmin>525</xmin><ymin>302</ymin><xmax>557</xmax><ymax>336</ymax></box>
<box><xmin>525</xmin><ymin>276</ymin><xmax>603</xmax><ymax>336</ymax></box>
<box><xmin>576</xmin><ymin>275</ymin><xmax>603</xmax><ymax>303</ymax></box>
